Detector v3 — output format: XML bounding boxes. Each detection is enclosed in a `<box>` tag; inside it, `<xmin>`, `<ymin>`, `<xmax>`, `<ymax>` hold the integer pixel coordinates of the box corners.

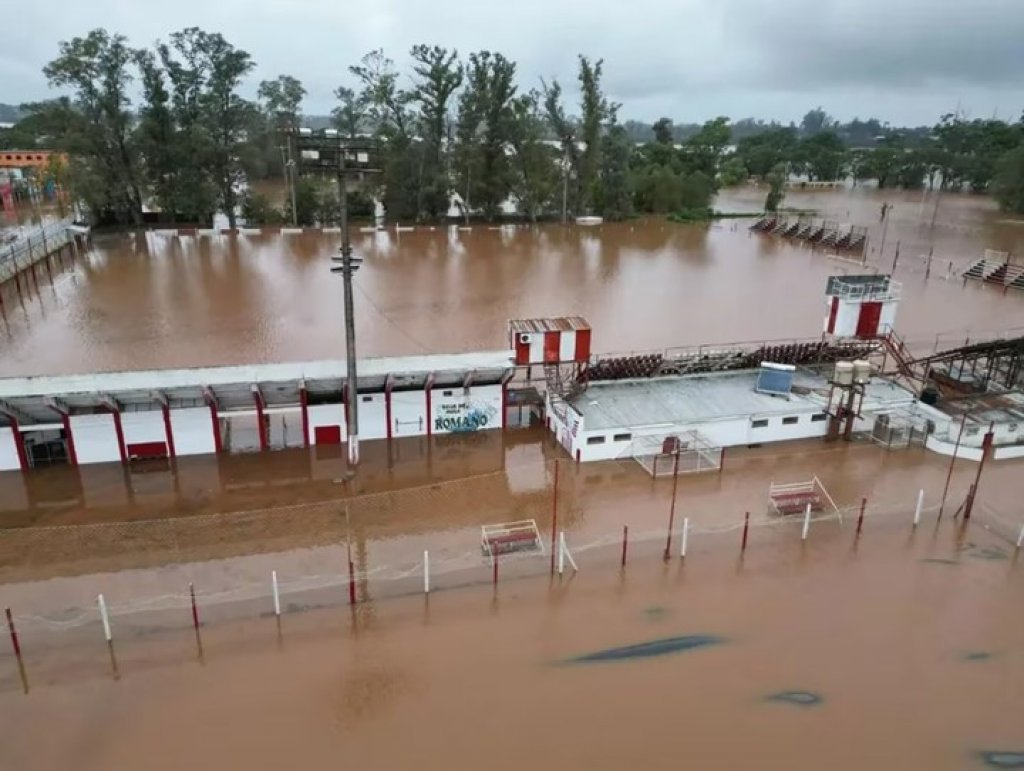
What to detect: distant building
<box><xmin>0</xmin><ymin>149</ymin><xmax>66</xmax><ymax>171</ymax></box>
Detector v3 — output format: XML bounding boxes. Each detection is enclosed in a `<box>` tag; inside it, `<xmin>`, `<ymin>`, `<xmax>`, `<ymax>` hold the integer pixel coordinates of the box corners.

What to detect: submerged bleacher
<box><xmin>749</xmin><ymin>216</ymin><xmax>867</xmax><ymax>254</ymax></box>
<box><xmin>961</xmin><ymin>250</ymin><xmax>1024</xmax><ymax>292</ymax></box>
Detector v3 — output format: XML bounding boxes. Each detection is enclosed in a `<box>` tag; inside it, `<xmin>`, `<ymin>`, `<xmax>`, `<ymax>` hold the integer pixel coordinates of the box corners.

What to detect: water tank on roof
<box><xmin>755</xmin><ymin>362</ymin><xmax>796</xmax><ymax>396</ymax></box>
<box><xmin>853</xmin><ymin>360</ymin><xmax>871</xmax><ymax>384</ymax></box>
<box><xmin>834</xmin><ymin>361</ymin><xmax>854</xmax><ymax>386</ymax></box>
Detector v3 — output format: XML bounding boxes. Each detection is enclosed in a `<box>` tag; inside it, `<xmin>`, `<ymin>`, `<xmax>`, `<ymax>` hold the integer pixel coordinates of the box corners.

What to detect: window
<box><xmin>442</xmin><ymin>390</ymin><xmax>453</xmax><ymax>396</ymax></box>
<box><xmin>811</xmin><ymin>413</ymin><xmax>827</xmax><ymax>422</ymax></box>
<box><xmin>613</xmin><ymin>433</ymin><xmax>632</xmax><ymax>442</ymax></box>
<box><xmin>35</xmin><ymin>155</ymin><xmax>43</xmax><ymax>161</ymax></box>
<box><xmin>965</xmin><ymin>427</ymin><xmax>980</xmax><ymax>437</ymax></box>
<box><xmin>1009</xmin><ymin>423</ymin><xmax>1018</xmax><ymax>433</ymax></box>
<box><xmin>751</xmin><ymin>419</ymin><xmax>769</xmax><ymax>428</ymax></box>
<box><xmin>15</xmin><ymin>155</ymin><xmax>21</xmax><ymax>161</ymax></box>
<box><xmin>361</xmin><ymin>395</ymin><xmax>372</xmax><ymax>403</ymax></box>
<box><xmin>586</xmin><ymin>435</ymin><xmax>606</xmax><ymax>445</ymax></box>
<box><xmin>782</xmin><ymin>416</ymin><xmax>799</xmax><ymax>425</ymax></box>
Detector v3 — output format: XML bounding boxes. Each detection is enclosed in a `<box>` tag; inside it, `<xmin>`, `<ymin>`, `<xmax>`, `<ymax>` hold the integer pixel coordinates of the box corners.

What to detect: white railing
<box><xmin>0</xmin><ymin>219</ymin><xmax>76</xmax><ymax>283</ymax></box>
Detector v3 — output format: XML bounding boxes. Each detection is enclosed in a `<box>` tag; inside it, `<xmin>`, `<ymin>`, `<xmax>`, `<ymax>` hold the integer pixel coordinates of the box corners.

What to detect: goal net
<box><xmin>629</xmin><ymin>431</ymin><xmax>722</xmax><ymax>478</ymax></box>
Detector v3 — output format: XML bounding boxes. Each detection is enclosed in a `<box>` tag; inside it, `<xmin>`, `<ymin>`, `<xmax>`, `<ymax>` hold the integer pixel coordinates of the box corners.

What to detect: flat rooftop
<box><xmin>569</xmin><ymin>368</ymin><xmax>919</xmax><ymax>431</ymax></box>
<box><xmin>0</xmin><ymin>351</ymin><xmax>514</xmax><ymax>423</ymax></box>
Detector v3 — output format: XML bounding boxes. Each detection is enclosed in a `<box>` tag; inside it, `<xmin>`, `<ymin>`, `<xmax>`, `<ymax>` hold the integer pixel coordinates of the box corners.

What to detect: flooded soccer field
<box><xmin>1</xmin><ymin>186</ymin><xmax>1024</xmax><ymax>768</ymax></box>
<box><xmin>1</xmin><ymin>512</ymin><xmax>1023</xmax><ymax>771</ymax></box>
<box><xmin>2</xmin><ymin>186</ymin><xmax>1024</xmax><ymax>377</ymax></box>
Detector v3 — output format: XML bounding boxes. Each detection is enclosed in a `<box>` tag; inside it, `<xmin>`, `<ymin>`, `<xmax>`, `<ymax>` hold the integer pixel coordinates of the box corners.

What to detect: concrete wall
<box><xmin>575</xmin><ymin>408</ymin><xmax>831</xmax><ymax>462</ymax></box>
<box><xmin>170</xmin><ymin>407</ymin><xmax>216</xmax><ymax>456</ymax></box>
<box><xmin>392</xmin><ymin>390</ymin><xmax>427</xmax><ymax>437</ymax></box>
<box><xmin>358</xmin><ymin>393</ymin><xmax>388</xmax><ymax>440</ymax></box>
<box><xmin>925</xmin><ymin>435</ymin><xmax>985</xmax><ymax>461</ymax></box>
<box><xmin>307</xmin><ymin>403</ymin><xmax>347</xmax><ymax>444</ymax></box>
<box><xmin>0</xmin><ymin>427</ymin><xmax>21</xmax><ymax>471</ymax></box>
<box><xmin>993</xmin><ymin>444</ymin><xmax>1024</xmax><ymax>460</ymax></box>
<box><xmin>431</xmin><ymin>385</ymin><xmax>502</xmax><ymax>435</ymax></box>
<box><xmin>120</xmin><ymin>410</ymin><xmax>166</xmax><ymax>447</ymax></box>
<box><xmin>69</xmin><ymin>413</ymin><xmax>121</xmax><ymax>464</ymax></box>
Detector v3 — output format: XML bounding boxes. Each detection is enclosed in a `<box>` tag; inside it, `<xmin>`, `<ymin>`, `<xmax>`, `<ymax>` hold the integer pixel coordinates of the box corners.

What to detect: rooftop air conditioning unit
<box><xmin>519</xmin><ymin>333</ymin><xmax>532</xmax><ymax>345</ymax></box>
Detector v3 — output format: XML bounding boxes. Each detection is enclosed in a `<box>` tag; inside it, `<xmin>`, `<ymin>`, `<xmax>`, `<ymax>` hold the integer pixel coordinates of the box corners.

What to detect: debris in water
<box><xmin>765</xmin><ymin>691</ymin><xmax>824</xmax><ymax>707</ymax></box>
<box><xmin>978</xmin><ymin>751</ymin><xmax>1024</xmax><ymax>768</ymax></box>
<box><xmin>920</xmin><ymin>557</ymin><xmax>959</xmax><ymax>565</ymax></box>
<box><xmin>963</xmin><ymin>651</ymin><xmax>993</xmax><ymax>662</ymax></box>
<box><xmin>565</xmin><ymin>635</ymin><xmax>725</xmax><ymax>664</ymax></box>
<box><xmin>643</xmin><ymin>606</ymin><xmax>668</xmax><ymax>621</ymax></box>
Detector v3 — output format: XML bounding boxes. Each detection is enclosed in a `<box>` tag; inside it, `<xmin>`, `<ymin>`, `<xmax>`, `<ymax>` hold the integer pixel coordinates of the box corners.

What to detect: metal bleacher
<box><xmin>962</xmin><ymin>251</ymin><xmax>1024</xmax><ymax>292</ymax></box>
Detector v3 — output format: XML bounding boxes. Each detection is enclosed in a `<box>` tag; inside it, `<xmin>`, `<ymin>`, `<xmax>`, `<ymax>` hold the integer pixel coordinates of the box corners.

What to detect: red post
<box><xmin>718</xmin><ymin>446</ymin><xmax>726</xmax><ymax>474</ymax></box>
<box><xmin>550</xmin><ymin>459</ymin><xmax>559</xmax><ymax>575</ymax></box>
<box><xmin>492</xmin><ymin>549</ymin><xmax>499</xmax><ymax>586</ymax></box>
<box><xmin>299</xmin><ymin>386</ymin><xmax>310</xmax><ymax>448</ymax></box>
<box><xmin>253</xmin><ymin>388</ymin><xmax>268</xmax><ymax>451</ymax></box>
<box><xmin>161</xmin><ymin>403</ymin><xmax>177</xmax><ymax>459</ymax></box>
<box><xmin>60</xmin><ymin>413</ymin><xmax>78</xmax><ymax>466</ymax></box>
<box><xmin>621</xmin><ymin>525</ymin><xmax>628</xmax><ymax>568</ymax></box>
<box><xmin>964</xmin><ymin>425</ymin><xmax>994</xmax><ymax>522</ymax></box>
<box><xmin>5</xmin><ymin>607</ymin><xmax>22</xmax><ymax>658</ymax></box>
<box><xmin>348</xmin><ymin>559</ymin><xmax>357</xmax><ymax>605</ymax></box>
<box><xmin>856</xmin><ymin>497</ymin><xmax>866</xmax><ymax>536</ymax></box>
<box><xmin>110</xmin><ymin>409</ymin><xmax>128</xmax><ymax>465</ymax></box>
<box><xmin>741</xmin><ymin>511</ymin><xmax>750</xmax><ymax>552</ymax></box>
<box><xmin>189</xmin><ymin>583</ymin><xmax>200</xmax><ymax>631</ymax></box>
<box><xmin>29</xmin><ymin>261</ymin><xmax>40</xmax><ymax>294</ymax></box>
<box><xmin>663</xmin><ymin>451</ymin><xmax>681</xmax><ymax>561</ymax></box>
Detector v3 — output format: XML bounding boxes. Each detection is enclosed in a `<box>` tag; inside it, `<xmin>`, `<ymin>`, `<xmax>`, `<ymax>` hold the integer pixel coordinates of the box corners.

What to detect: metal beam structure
<box><xmin>906</xmin><ymin>336</ymin><xmax>1024</xmax><ymax>393</ymax></box>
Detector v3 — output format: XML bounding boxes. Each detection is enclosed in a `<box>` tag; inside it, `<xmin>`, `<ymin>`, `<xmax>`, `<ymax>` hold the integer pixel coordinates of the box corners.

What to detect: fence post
<box><xmin>741</xmin><ymin>511</ymin><xmax>750</xmax><ymax>553</ymax></box>
<box><xmin>913</xmin><ymin>489</ymin><xmax>924</xmax><ymax>528</ymax></box>
<box><xmin>423</xmin><ymin>550</ymin><xmax>430</xmax><ymax>594</ymax></box>
<box><xmin>558</xmin><ymin>530</ymin><xmax>566</xmax><ymax>576</ymax></box>
<box><xmin>621</xmin><ymin>525</ymin><xmax>628</xmax><ymax>568</ymax></box>
<box><xmin>680</xmin><ymin>517</ymin><xmax>689</xmax><ymax>559</ymax></box>
<box><xmin>492</xmin><ymin>549</ymin><xmax>499</xmax><ymax>586</ymax></box>
<box><xmin>271</xmin><ymin>570</ymin><xmax>281</xmax><ymax>616</ymax></box>
<box><xmin>801</xmin><ymin>503</ymin><xmax>812</xmax><ymax>541</ymax></box>
<box><xmin>856</xmin><ymin>497</ymin><xmax>866</xmax><ymax>536</ymax></box>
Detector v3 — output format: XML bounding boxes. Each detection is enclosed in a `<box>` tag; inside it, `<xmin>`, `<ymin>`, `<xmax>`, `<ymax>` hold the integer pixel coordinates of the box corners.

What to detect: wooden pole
<box><xmin>741</xmin><ymin>511</ymin><xmax>750</xmax><ymax>552</ymax></box>
<box><xmin>621</xmin><ymin>525</ymin><xmax>628</xmax><ymax>568</ymax></box>
<box><xmin>550</xmin><ymin>459</ymin><xmax>559</xmax><ymax>575</ymax></box>
<box><xmin>964</xmin><ymin>424</ymin><xmax>994</xmax><ymax>521</ymax></box>
<box><xmin>939</xmin><ymin>411</ymin><xmax>969</xmax><ymax>520</ymax></box>
<box><xmin>5</xmin><ymin>608</ymin><xmax>28</xmax><ymax>694</ymax></box>
<box><xmin>663</xmin><ymin>450</ymin><xmax>681</xmax><ymax>561</ymax></box>
<box><xmin>856</xmin><ymin>497</ymin><xmax>866</xmax><ymax>536</ymax></box>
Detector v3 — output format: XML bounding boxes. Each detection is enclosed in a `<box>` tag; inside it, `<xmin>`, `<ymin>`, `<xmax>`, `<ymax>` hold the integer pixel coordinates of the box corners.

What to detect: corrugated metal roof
<box><xmin>569</xmin><ymin>369</ymin><xmax>918</xmax><ymax>431</ymax></box>
<box><xmin>509</xmin><ymin>317</ymin><xmax>590</xmax><ymax>334</ymax></box>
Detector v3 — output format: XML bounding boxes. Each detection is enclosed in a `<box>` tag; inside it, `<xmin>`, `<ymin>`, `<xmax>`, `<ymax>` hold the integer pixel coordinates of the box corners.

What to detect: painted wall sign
<box><xmin>434</xmin><ymin>400</ymin><xmax>496</xmax><ymax>433</ymax></box>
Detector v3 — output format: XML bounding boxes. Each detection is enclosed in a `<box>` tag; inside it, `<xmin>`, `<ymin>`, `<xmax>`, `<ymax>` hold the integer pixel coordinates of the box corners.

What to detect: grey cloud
<box><xmin>2</xmin><ymin>0</ymin><xmax>1022</xmax><ymax>126</ymax></box>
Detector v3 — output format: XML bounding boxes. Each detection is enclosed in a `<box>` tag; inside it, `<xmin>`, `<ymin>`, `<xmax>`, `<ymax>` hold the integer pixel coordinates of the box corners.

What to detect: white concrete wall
<box><xmin>357</xmin><ymin>393</ymin><xmax>388</xmax><ymax>440</ymax></box>
<box><xmin>170</xmin><ymin>407</ymin><xmax>217</xmax><ymax>456</ymax></box>
<box><xmin>994</xmin><ymin>444</ymin><xmax>1024</xmax><ymax>460</ymax></box>
<box><xmin>392</xmin><ymin>390</ymin><xmax>427</xmax><ymax>436</ymax></box>
<box><xmin>308</xmin><ymin>403</ymin><xmax>347</xmax><ymax>444</ymax></box>
<box><xmin>880</xmin><ymin>300</ymin><xmax>898</xmax><ymax>333</ymax></box>
<box><xmin>926</xmin><ymin>435</ymin><xmax>984</xmax><ymax>461</ymax></box>
<box><xmin>120</xmin><ymin>410</ymin><xmax>166</xmax><ymax>446</ymax></box>
<box><xmin>69</xmin><ymin>413</ymin><xmax>121</xmax><ymax>464</ymax></box>
<box><xmin>431</xmin><ymin>384</ymin><xmax>502</xmax><ymax>435</ymax></box>
<box><xmin>0</xmin><ymin>427</ymin><xmax>21</xmax><ymax>471</ymax></box>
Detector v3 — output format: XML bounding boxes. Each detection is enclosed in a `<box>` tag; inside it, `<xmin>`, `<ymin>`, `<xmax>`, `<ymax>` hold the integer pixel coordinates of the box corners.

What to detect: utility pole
<box><xmin>292</xmin><ymin>129</ymin><xmax>379</xmax><ymax>474</ymax></box>
<box><xmin>278</xmin><ymin>142</ymin><xmax>297</xmax><ymax>226</ymax></box>
<box><xmin>333</xmin><ymin>156</ymin><xmax>361</xmax><ymax>469</ymax></box>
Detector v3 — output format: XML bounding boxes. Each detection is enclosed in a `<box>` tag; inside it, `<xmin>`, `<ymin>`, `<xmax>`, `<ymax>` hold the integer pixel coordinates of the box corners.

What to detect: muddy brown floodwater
<box><xmin>2</xmin><ymin>187</ymin><xmax>1024</xmax><ymax>376</ymax></box>
<box><xmin>1</xmin><ymin>188</ymin><xmax>1024</xmax><ymax>770</ymax></box>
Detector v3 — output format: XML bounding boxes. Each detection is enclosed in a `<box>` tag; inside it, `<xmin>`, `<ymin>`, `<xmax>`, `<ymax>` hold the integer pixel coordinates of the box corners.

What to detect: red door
<box><xmin>314</xmin><ymin>425</ymin><xmax>342</xmax><ymax>445</ymax></box>
<box><xmin>543</xmin><ymin>331</ymin><xmax>560</xmax><ymax>363</ymax></box>
<box><xmin>856</xmin><ymin>302</ymin><xmax>882</xmax><ymax>338</ymax></box>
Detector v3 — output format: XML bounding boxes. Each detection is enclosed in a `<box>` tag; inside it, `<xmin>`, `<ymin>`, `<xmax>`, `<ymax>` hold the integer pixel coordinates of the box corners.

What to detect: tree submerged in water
<box><xmin>764</xmin><ymin>163</ymin><xmax>787</xmax><ymax>212</ymax></box>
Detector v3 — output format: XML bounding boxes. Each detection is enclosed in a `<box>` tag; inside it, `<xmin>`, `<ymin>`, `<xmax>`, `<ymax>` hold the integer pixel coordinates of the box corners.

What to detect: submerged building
<box><xmin>0</xmin><ymin>275</ymin><xmax>1022</xmax><ymax>476</ymax></box>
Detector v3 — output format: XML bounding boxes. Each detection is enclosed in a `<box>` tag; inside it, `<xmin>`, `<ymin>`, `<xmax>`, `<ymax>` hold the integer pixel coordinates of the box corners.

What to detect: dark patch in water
<box><xmin>978</xmin><ymin>751</ymin><xmax>1024</xmax><ymax>768</ymax></box>
<box><xmin>566</xmin><ymin>635</ymin><xmax>725</xmax><ymax>664</ymax></box>
<box><xmin>643</xmin><ymin>606</ymin><xmax>668</xmax><ymax>621</ymax></box>
<box><xmin>765</xmin><ymin>690</ymin><xmax>823</xmax><ymax>707</ymax></box>
<box><xmin>959</xmin><ymin>543</ymin><xmax>1010</xmax><ymax>562</ymax></box>
<box><xmin>963</xmin><ymin>651</ymin><xmax>993</xmax><ymax>662</ymax></box>
<box><xmin>921</xmin><ymin>557</ymin><xmax>960</xmax><ymax>565</ymax></box>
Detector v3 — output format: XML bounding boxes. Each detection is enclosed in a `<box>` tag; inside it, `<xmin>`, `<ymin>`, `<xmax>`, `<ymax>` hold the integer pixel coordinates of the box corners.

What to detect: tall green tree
<box><xmin>992</xmin><ymin>146</ymin><xmax>1024</xmax><ymax>213</ymax></box>
<box><xmin>410</xmin><ymin>45</ymin><xmax>463</xmax><ymax>219</ymax></box>
<box><xmin>764</xmin><ymin>163</ymin><xmax>787</xmax><ymax>212</ymax></box>
<box><xmin>684</xmin><ymin>116</ymin><xmax>730</xmax><ymax>177</ymax></box>
<box><xmin>507</xmin><ymin>90</ymin><xmax>559</xmax><ymax>222</ymax></box>
<box><xmin>331</xmin><ymin>86</ymin><xmax>366</xmax><ymax>139</ymax></box>
<box><xmin>595</xmin><ymin>124</ymin><xmax>633</xmax><ymax>220</ymax></box>
<box><xmin>42</xmin><ymin>29</ymin><xmax>145</xmax><ymax>224</ymax></box>
<box><xmin>455</xmin><ymin>51</ymin><xmax>517</xmax><ymax>220</ymax></box>
<box><xmin>577</xmin><ymin>56</ymin><xmax>616</xmax><ymax>215</ymax></box>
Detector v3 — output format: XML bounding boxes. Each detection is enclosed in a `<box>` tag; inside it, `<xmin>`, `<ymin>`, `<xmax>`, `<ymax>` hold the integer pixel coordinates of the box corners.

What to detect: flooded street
<box><xmin>2</xmin><ymin>187</ymin><xmax>1024</xmax><ymax>377</ymax></box>
<box><xmin>1</xmin><ymin>187</ymin><xmax>1023</xmax><ymax>769</ymax></box>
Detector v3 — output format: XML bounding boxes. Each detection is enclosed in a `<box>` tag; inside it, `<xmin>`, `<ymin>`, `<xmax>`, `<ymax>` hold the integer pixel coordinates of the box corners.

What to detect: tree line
<box><xmin>3</xmin><ymin>29</ymin><xmax>1024</xmax><ymax>225</ymax></box>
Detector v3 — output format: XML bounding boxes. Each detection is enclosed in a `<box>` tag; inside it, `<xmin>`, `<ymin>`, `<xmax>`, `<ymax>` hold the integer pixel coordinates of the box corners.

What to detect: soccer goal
<box><xmin>768</xmin><ymin>476</ymin><xmax>839</xmax><ymax>517</ymax></box>
<box><xmin>630</xmin><ymin>431</ymin><xmax>723</xmax><ymax>478</ymax></box>
<box><xmin>481</xmin><ymin>520</ymin><xmax>545</xmax><ymax>557</ymax></box>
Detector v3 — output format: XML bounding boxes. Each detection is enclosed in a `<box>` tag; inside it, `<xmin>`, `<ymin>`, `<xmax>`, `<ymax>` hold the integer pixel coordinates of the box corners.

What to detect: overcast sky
<box><xmin>2</xmin><ymin>0</ymin><xmax>1023</xmax><ymax>126</ymax></box>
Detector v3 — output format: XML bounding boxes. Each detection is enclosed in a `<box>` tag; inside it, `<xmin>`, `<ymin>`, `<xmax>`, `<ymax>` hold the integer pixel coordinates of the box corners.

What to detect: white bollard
<box><xmin>1017</xmin><ymin>523</ymin><xmax>1024</xmax><ymax>550</ymax></box>
<box><xmin>913</xmin><ymin>489</ymin><xmax>924</xmax><ymax>528</ymax></box>
<box><xmin>558</xmin><ymin>530</ymin><xmax>566</xmax><ymax>576</ymax></box>
<box><xmin>97</xmin><ymin>593</ymin><xmax>112</xmax><ymax>642</ymax></box>
<box><xmin>680</xmin><ymin>517</ymin><xmax>689</xmax><ymax>559</ymax></box>
<box><xmin>801</xmin><ymin>503</ymin><xmax>812</xmax><ymax>541</ymax></box>
<box><xmin>271</xmin><ymin>570</ymin><xmax>281</xmax><ymax>617</ymax></box>
<box><xmin>423</xmin><ymin>550</ymin><xmax>430</xmax><ymax>594</ymax></box>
